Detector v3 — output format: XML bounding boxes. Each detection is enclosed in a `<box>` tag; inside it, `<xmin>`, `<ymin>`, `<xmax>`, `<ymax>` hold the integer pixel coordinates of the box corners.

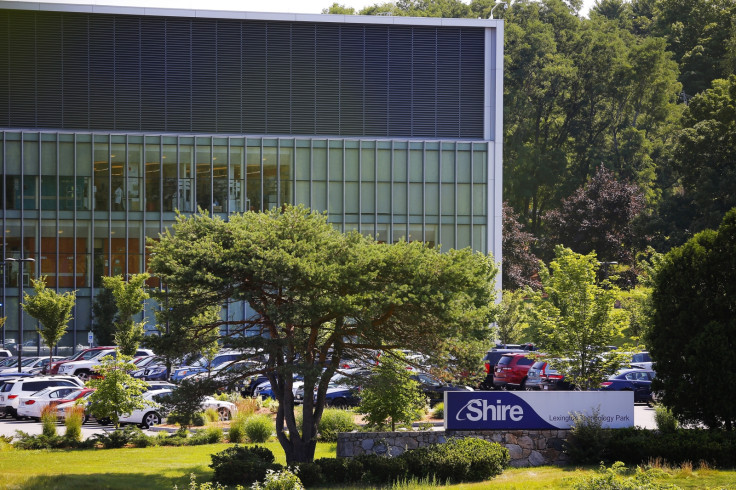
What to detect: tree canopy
<box><xmin>647</xmin><ymin>208</ymin><xmax>736</xmax><ymax>430</ymax></box>
<box><xmin>22</xmin><ymin>277</ymin><xmax>76</xmax><ymax>364</ymax></box>
<box><xmin>101</xmin><ymin>273</ymin><xmax>149</xmax><ymax>356</ymax></box>
<box><xmin>148</xmin><ymin>205</ymin><xmax>497</xmax><ymax>463</ymax></box>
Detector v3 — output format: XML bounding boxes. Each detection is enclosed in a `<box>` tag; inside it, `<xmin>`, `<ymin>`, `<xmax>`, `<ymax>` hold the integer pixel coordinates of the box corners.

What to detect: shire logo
<box><xmin>455</xmin><ymin>399</ymin><xmax>524</xmax><ymax>422</ymax></box>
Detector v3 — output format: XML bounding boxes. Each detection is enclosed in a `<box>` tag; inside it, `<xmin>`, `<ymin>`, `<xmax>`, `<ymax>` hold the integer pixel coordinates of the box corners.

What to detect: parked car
<box><xmin>600</xmin><ymin>368</ymin><xmax>656</xmax><ymax>403</ymax></box>
<box><xmin>410</xmin><ymin>372</ymin><xmax>473</xmax><ymax>406</ymax></box>
<box><xmin>16</xmin><ymin>386</ymin><xmax>86</xmax><ymax>420</ymax></box>
<box><xmin>55</xmin><ymin>389</ymin><xmax>96</xmax><ymax>422</ymax></box>
<box><xmin>0</xmin><ymin>349</ymin><xmax>12</xmax><ymax>358</ymax></box>
<box><xmin>116</xmin><ymin>389</ymin><xmax>237</xmax><ymax>428</ymax></box>
<box><xmin>493</xmin><ymin>353</ymin><xmax>537</xmax><ymax>390</ymax></box>
<box><xmin>46</xmin><ymin>346</ymin><xmax>116</xmax><ymax>374</ymax></box>
<box><xmin>322</xmin><ymin>383</ymin><xmax>360</xmax><ymax>407</ymax></box>
<box><xmin>630</xmin><ymin>351</ymin><xmax>653</xmax><ymax>370</ymax></box>
<box><xmin>171</xmin><ymin>352</ymin><xmax>246</xmax><ymax>383</ymax></box>
<box><xmin>57</xmin><ymin>348</ymin><xmax>153</xmax><ymax>381</ymax></box>
<box><xmin>525</xmin><ymin>360</ymin><xmax>572</xmax><ymax>391</ymax></box>
<box><xmin>132</xmin><ymin>356</ymin><xmax>169</xmax><ymax>381</ymax></box>
<box><xmin>479</xmin><ymin>348</ymin><xmax>527</xmax><ymax>390</ymax></box>
<box><xmin>0</xmin><ymin>376</ymin><xmax>84</xmax><ymax>418</ymax></box>
<box><xmin>0</xmin><ymin>356</ymin><xmax>62</xmax><ymax>374</ymax></box>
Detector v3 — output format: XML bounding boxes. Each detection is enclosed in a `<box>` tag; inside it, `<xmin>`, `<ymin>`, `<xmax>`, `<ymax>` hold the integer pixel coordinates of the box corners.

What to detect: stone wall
<box><xmin>336</xmin><ymin>429</ymin><xmax>570</xmax><ymax>467</ymax></box>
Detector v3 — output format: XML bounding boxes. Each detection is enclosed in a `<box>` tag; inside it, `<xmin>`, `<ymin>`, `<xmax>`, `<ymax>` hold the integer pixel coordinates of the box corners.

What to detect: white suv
<box><xmin>0</xmin><ymin>376</ymin><xmax>83</xmax><ymax>419</ymax></box>
<box><xmin>58</xmin><ymin>348</ymin><xmax>153</xmax><ymax>381</ymax></box>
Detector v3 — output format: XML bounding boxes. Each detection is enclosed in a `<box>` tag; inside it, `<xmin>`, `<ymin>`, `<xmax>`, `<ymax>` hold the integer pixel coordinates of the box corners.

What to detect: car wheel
<box><xmin>75</xmin><ymin>369</ymin><xmax>92</xmax><ymax>382</ymax></box>
<box><xmin>97</xmin><ymin>417</ymin><xmax>111</xmax><ymax>426</ymax></box>
<box><xmin>217</xmin><ymin>407</ymin><xmax>232</xmax><ymax>421</ymax></box>
<box><xmin>140</xmin><ymin>411</ymin><xmax>161</xmax><ymax>429</ymax></box>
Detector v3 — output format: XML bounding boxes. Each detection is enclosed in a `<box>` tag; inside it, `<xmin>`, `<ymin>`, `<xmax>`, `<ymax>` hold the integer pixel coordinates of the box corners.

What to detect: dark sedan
<box><xmin>600</xmin><ymin>368</ymin><xmax>656</xmax><ymax>403</ymax></box>
<box><xmin>410</xmin><ymin>372</ymin><xmax>472</xmax><ymax>406</ymax></box>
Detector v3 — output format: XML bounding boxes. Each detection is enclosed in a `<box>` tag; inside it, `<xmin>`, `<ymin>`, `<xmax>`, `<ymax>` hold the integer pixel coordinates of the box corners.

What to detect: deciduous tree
<box><xmin>102</xmin><ymin>273</ymin><xmax>149</xmax><ymax>356</ymax></box>
<box><xmin>148</xmin><ymin>205</ymin><xmax>497</xmax><ymax>463</ymax></box>
<box><xmin>86</xmin><ymin>353</ymin><xmax>150</xmax><ymax>429</ymax></box>
<box><xmin>22</xmin><ymin>277</ymin><xmax>76</xmax><ymax>364</ymax></box>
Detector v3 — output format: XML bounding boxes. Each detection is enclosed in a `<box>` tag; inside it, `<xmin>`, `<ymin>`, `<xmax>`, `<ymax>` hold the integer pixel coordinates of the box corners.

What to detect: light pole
<box><xmin>0</xmin><ymin>260</ymin><xmax>7</xmax><ymax>348</ymax></box>
<box><xmin>4</xmin><ymin>257</ymin><xmax>35</xmax><ymax>373</ymax></box>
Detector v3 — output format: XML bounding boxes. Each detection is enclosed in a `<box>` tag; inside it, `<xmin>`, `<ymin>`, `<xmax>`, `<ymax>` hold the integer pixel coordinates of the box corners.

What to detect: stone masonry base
<box><xmin>336</xmin><ymin>429</ymin><xmax>570</xmax><ymax>467</ymax></box>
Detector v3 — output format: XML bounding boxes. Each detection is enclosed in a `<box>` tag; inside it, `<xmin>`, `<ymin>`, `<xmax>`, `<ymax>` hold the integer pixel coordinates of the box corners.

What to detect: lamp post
<box><xmin>0</xmin><ymin>260</ymin><xmax>7</xmax><ymax>348</ymax></box>
<box><xmin>4</xmin><ymin>257</ymin><xmax>35</xmax><ymax>373</ymax></box>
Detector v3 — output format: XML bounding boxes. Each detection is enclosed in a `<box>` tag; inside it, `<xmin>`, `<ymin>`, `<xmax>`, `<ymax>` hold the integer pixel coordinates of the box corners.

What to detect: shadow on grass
<box><xmin>14</xmin><ymin>467</ymin><xmax>212</xmax><ymax>490</ymax></box>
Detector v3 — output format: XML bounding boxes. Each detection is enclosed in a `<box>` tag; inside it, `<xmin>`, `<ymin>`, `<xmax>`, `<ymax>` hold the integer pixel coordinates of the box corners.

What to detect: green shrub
<box><xmin>251</xmin><ymin>468</ymin><xmax>304</xmax><ymax>490</ymax></box>
<box><xmin>91</xmin><ymin>426</ymin><xmax>142</xmax><ymax>449</ymax></box>
<box><xmin>40</xmin><ymin>405</ymin><xmax>57</xmax><ymax>438</ymax></box>
<box><xmin>63</xmin><ymin>405</ymin><xmax>85</xmax><ymax>442</ymax></box>
<box><xmin>401</xmin><ymin>437</ymin><xmax>509</xmax><ymax>483</ymax></box>
<box><xmin>654</xmin><ymin>405</ymin><xmax>679</xmax><ymax>433</ymax></box>
<box><xmin>565</xmin><ymin>461</ymin><xmax>675</xmax><ymax>490</ymax></box>
<box><xmin>228</xmin><ymin>417</ymin><xmax>246</xmax><ymax>443</ymax></box>
<box><xmin>189</xmin><ymin>427</ymin><xmax>223</xmax><ymax>445</ymax></box>
<box><xmin>209</xmin><ymin>445</ymin><xmax>282</xmax><ymax>486</ymax></box>
<box><xmin>179</xmin><ymin>473</ymin><xmax>230</xmax><ymax>490</ymax></box>
<box><xmin>130</xmin><ymin>430</ymin><xmax>158</xmax><ymax>448</ymax></box>
<box><xmin>244</xmin><ymin>414</ymin><xmax>274</xmax><ymax>443</ymax></box>
<box><xmin>313</xmin><ymin>457</ymin><xmax>364</xmax><ymax>485</ymax></box>
<box><xmin>291</xmin><ymin>462</ymin><xmax>323</xmax><ymax>487</ymax></box>
<box><xmin>431</xmin><ymin>403</ymin><xmax>444</xmax><ymax>420</ymax></box>
<box><xmin>204</xmin><ymin>408</ymin><xmax>219</xmax><ymax>424</ymax></box>
<box><xmin>356</xmin><ymin>454</ymin><xmax>409</xmax><ymax>484</ymax></box>
<box><xmin>317</xmin><ymin>409</ymin><xmax>357</xmax><ymax>442</ymax></box>
<box><xmin>564</xmin><ymin>408</ymin><xmax>611</xmax><ymax>464</ymax></box>
<box><xmin>12</xmin><ymin>431</ymin><xmax>66</xmax><ymax>450</ymax></box>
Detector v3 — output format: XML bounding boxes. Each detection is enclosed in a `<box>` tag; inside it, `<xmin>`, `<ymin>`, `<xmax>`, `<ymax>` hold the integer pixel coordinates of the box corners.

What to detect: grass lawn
<box><xmin>1</xmin><ymin>442</ymin><xmax>735</xmax><ymax>489</ymax></box>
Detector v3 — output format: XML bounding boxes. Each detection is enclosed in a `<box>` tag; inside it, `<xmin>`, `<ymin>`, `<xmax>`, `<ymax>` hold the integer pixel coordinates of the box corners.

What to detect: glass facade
<box><xmin>1</xmin><ymin>130</ymin><xmax>489</xmax><ymax>354</ymax></box>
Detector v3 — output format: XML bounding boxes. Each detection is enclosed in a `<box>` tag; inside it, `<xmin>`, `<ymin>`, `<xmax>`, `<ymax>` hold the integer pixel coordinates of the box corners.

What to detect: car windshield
<box><xmin>20</xmin><ymin>358</ymin><xmax>39</xmax><ymax>367</ymax></box>
<box><xmin>415</xmin><ymin>373</ymin><xmax>442</xmax><ymax>387</ymax></box>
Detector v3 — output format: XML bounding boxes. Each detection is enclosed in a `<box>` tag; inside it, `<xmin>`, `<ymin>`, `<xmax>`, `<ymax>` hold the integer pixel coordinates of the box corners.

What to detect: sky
<box><xmin>22</xmin><ymin>0</ymin><xmax>598</xmax><ymax>18</ymax></box>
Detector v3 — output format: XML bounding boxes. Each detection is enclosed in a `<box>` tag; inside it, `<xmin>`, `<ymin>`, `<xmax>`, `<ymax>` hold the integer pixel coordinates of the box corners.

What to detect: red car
<box><xmin>493</xmin><ymin>353</ymin><xmax>536</xmax><ymax>390</ymax></box>
<box><xmin>45</xmin><ymin>347</ymin><xmax>115</xmax><ymax>375</ymax></box>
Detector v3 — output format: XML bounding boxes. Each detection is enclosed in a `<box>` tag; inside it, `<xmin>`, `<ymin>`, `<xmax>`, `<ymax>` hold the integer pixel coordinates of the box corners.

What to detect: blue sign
<box><xmin>444</xmin><ymin>391</ymin><xmax>634</xmax><ymax>430</ymax></box>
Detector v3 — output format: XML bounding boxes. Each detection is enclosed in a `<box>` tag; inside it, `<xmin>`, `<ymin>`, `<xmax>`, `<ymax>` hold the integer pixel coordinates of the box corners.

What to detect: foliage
<box><xmin>189</xmin><ymin>427</ymin><xmax>223</xmax><ymax>445</ymax></box>
<box><xmin>40</xmin><ymin>405</ymin><xmax>57</xmax><ymax>438</ymax></box>
<box><xmin>357</xmin><ymin>351</ymin><xmax>426</xmax><ymax>431</ymax></box>
<box><xmin>11</xmin><ymin>431</ymin><xmax>76</xmax><ymax>450</ymax></box>
<box><xmin>86</xmin><ymin>353</ymin><xmax>151</xmax><ymax>428</ymax></box>
<box><xmin>160</xmin><ymin>378</ymin><xmax>214</xmax><ymax>428</ymax></box>
<box><xmin>177</xmin><ymin>473</ymin><xmax>234</xmax><ymax>490</ymax></box>
<box><xmin>228</xmin><ymin>416</ymin><xmax>246</xmax><ymax>443</ymax></box>
<box><xmin>209</xmin><ymin>445</ymin><xmax>282</xmax><ymax>487</ymax></box>
<box><xmin>315</xmin><ymin>408</ymin><xmax>356</xmax><ymax>442</ymax></box>
<box><xmin>647</xmin><ymin>208</ymin><xmax>736</xmax><ymax>430</ymax></box>
<box><xmin>616</xmin><ymin>285</ymin><xmax>653</xmax><ymax>341</ymax></box>
<box><xmin>430</xmin><ymin>402</ymin><xmax>444</xmax><ymax>420</ymax></box>
<box><xmin>402</xmin><ymin>437</ymin><xmax>509</xmax><ymax>483</ymax></box>
<box><xmin>204</xmin><ymin>408</ymin><xmax>219</xmax><ymax>424</ymax></box>
<box><xmin>90</xmin><ymin>425</ymin><xmax>145</xmax><ymax>449</ymax></box>
<box><xmin>542</xmin><ymin>166</ymin><xmax>646</xmax><ymax>286</ymax></box>
<box><xmin>21</xmin><ymin>276</ymin><xmax>76</xmax><ymax>365</ymax></box>
<box><xmin>654</xmin><ymin>405</ymin><xmax>679</xmax><ymax>433</ymax></box>
<box><xmin>502</xmin><ymin>202</ymin><xmax>540</xmax><ymax>290</ymax></box>
<box><xmin>669</xmin><ymin>76</ymin><xmax>736</xmax><ymax>235</ymax></box>
<box><xmin>91</xmin><ymin>287</ymin><xmax>118</xmax><ymax>346</ymax></box>
<box><xmin>64</xmin><ymin>405</ymin><xmax>85</xmax><ymax>442</ymax></box>
<box><xmin>251</xmin><ymin>468</ymin><xmax>304</xmax><ymax>490</ymax></box>
<box><xmin>101</xmin><ymin>273</ymin><xmax>149</xmax><ymax>356</ymax></box>
<box><xmin>495</xmin><ymin>289</ymin><xmax>531</xmax><ymax>344</ymax></box>
<box><xmin>565</xmin><ymin>461</ymin><xmax>678</xmax><ymax>490</ymax></box>
<box><xmin>244</xmin><ymin>414</ymin><xmax>275</xmax><ymax>443</ymax></box>
<box><xmin>321</xmin><ymin>3</ymin><xmax>356</xmax><ymax>14</ymax></box>
<box><xmin>564</xmin><ymin>407</ymin><xmax>612</xmax><ymax>465</ymax></box>
<box><xmin>148</xmin><ymin>205</ymin><xmax>498</xmax><ymax>463</ymax></box>
<box><xmin>528</xmin><ymin>246</ymin><xmax>630</xmax><ymax>389</ymax></box>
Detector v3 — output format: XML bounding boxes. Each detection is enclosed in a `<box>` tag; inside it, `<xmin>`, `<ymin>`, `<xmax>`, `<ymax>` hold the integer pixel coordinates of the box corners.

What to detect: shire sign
<box><xmin>444</xmin><ymin>391</ymin><xmax>634</xmax><ymax>430</ymax></box>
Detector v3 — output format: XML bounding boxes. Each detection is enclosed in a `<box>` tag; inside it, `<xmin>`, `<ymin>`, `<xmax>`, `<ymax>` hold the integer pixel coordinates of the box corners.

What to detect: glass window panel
<box><xmin>295</xmin><ymin>147</ymin><xmax>310</xmax><ymax>180</ymax></box>
<box><xmin>457</xmin><ymin>183</ymin><xmax>471</xmax><ymax>215</ymax></box>
<box><xmin>393</xmin><ymin>149</ymin><xmax>407</xmax><ymax>182</ymax></box>
<box><xmin>329</xmin><ymin>148</ymin><xmax>343</xmax><ymax>181</ymax></box>
<box><xmin>473</xmin><ymin>184</ymin><xmax>486</xmax><ymax>216</ymax></box>
<box><xmin>312</xmin><ymin>182</ymin><xmax>326</xmax><ymax>212</ymax></box>
<box><xmin>41</xmin><ymin>141</ymin><xmax>56</xmax><ymax>175</ymax></box>
<box><xmin>426</xmin><ymin>184</ymin><xmax>439</xmax><ymax>216</ymax></box>
<box><xmin>41</xmin><ymin>175</ymin><xmax>57</xmax><ymax>210</ymax></box>
<box><xmin>409</xmin><ymin>183</ymin><xmax>422</xmax><ymax>214</ymax></box>
<box><xmin>361</xmin><ymin>182</ymin><xmax>374</xmax><ymax>214</ymax></box>
<box><xmin>195</xmin><ymin>145</ymin><xmax>212</xmax><ymax>211</ymax></box>
<box><xmin>328</xmin><ymin>182</ymin><xmax>343</xmax><ymax>215</ymax></box>
<box><xmin>393</xmin><ymin>225</ymin><xmax>407</xmax><ymax>243</ymax></box>
<box><xmin>295</xmin><ymin>181</ymin><xmax>310</xmax><ymax>206</ymax></box>
<box><xmin>145</xmin><ymin>143</ymin><xmax>161</xmax><ymax>212</ymax></box>
<box><xmin>361</xmin><ymin>147</ymin><xmax>375</xmax><ymax>181</ymax></box>
<box><xmin>457</xmin><ymin>150</ymin><xmax>471</xmax><ymax>183</ymax></box>
<box><xmin>409</xmin><ymin>225</ymin><xmax>423</xmax><ymax>243</ymax></box>
<box><xmin>409</xmin><ymin>149</ymin><xmax>422</xmax><ymax>182</ymax></box>
<box><xmin>213</xmin><ymin>146</ymin><xmax>228</xmax><ymax>213</ymax></box>
<box><xmin>229</xmin><ymin>146</ymin><xmax>245</xmax><ymax>213</ymax></box>
<box><xmin>345</xmin><ymin>148</ymin><xmax>359</xmax><ymax>182</ymax></box>
<box><xmin>5</xmin><ymin>140</ymin><xmax>20</xmax><ymax>173</ymax></box>
<box><xmin>109</xmin><ymin>143</ymin><xmax>125</xmax><ymax>211</ymax></box>
<box><xmin>125</xmin><ymin>143</ymin><xmax>143</xmax><ymax>212</ymax></box>
<box><xmin>393</xmin><ymin>183</ymin><xmax>407</xmax><ymax>215</ymax></box>
<box><xmin>246</xmin><ymin>146</ymin><xmax>261</xmax><ymax>211</ymax></box>
<box><xmin>40</xmin><ymin>223</ymin><xmax>59</xmax><ymax>287</ymax></box>
<box><xmin>425</xmin><ymin>225</ymin><xmax>437</xmax><ymax>248</ymax></box>
<box><xmin>263</xmin><ymin>147</ymin><xmax>278</xmax><ymax>211</ymax></box>
<box><xmin>375</xmin><ymin>223</ymin><xmax>390</xmax><ymax>243</ymax></box>
<box><xmin>377</xmin><ymin>183</ymin><xmax>391</xmax><ymax>214</ymax></box>
<box><xmin>93</xmin><ymin>233</ymin><xmax>107</xmax><ymax>284</ymax></box>
<box><xmin>473</xmin><ymin>150</ymin><xmax>487</xmax><ymax>184</ymax></box>
<box><xmin>457</xmin><ymin>224</ymin><xmax>471</xmax><ymax>249</ymax></box>
<box><xmin>441</xmin><ymin>150</ymin><xmax>455</xmax><ymax>183</ymax></box>
<box><xmin>60</xmin><ymin>141</ymin><xmax>74</xmax><ymax>176</ymax></box>
<box><xmin>441</xmin><ymin>183</ymin><xmax>454</xmax><ymax>215</ymax></box>
<box><xmin>377</xmin><ymin>149</ymin><xmax>391</xmax><ymax>181</ymax></box>
<box><xmin>313</xmin><ymin>147</ymin><xmax>327</xmax><ymax>181</ymax></box>
<box><xmin>426</xmin><ymin>150</ymin><xmax>439</xmax><ymax>183</ymax></box>
<box><xmin>76</xmin><ymin>140</ymin><xmax>91</xmax><ymax>176</ymax></box>
<box><xmin>345</xmin><ymin>182</ymin><xmax>358</xmax><ymax>214</ymax></box>
<box><xmin>179</xmin><ymin>144</ymin><xmax>194</xmax><ymax>213</ymax></box>
<box><xmin>473</xmin><ymin>224</ymin><xmax>487</xmax><ymax>253</ymax></box>
<box><xmin>23</xmin><ymin>140</ymin><xmax>39</xmax><ymax>174</ymax></box>
<box><xmin>280</xmin><ymin>147</ymin><xmax>293</xmax><ymax>206</ymax></box>
<box><xmin>162</xmin><ymin>144</ymin><xmax>177</xmax><ymax>212</ymax></box>
<box><xmin>440</xmin><ymin>224</ymin><xmax>454</xmax><ymax>252</ymax></box>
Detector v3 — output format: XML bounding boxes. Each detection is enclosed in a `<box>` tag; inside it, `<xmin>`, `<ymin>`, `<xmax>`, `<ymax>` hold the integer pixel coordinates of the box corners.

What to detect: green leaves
<box><xmin>22</xmin><ymin>277</ymin><xmax>76</xmax><ymax>361</ymax></box>
<box><xmin>86</xmin><ymin>353</ymin><xmax>151</xmax><ymax>428</ymax></box>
